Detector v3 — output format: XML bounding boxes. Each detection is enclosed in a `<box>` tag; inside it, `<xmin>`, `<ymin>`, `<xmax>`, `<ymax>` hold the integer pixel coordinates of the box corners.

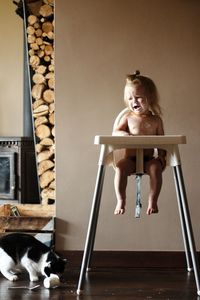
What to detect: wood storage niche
<box><xmin>25</xmin><ymin>0</ymin><xmax>55</xmax><ymax>206</ymax></box>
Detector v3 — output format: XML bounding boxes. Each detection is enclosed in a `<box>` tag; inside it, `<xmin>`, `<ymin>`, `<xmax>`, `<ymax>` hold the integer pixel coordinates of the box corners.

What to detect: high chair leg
<box><xmin>77</xmin><ymin>164</ymin><xmax>106</xmax><ymax>295</ymax></box>
<box><xmin>173</xmin><ymin>167</ymin><xmax>192</xmax><ymax>271</ymax></box>
<box><xmin>86</xmin><ymin>166</ymin><xmax>105</xmax><ymax>271</ymax></box>
<box><xmin>173</xmin><ymin>165</ymin><xmax>200</xmax><ymax>295</ymax></box>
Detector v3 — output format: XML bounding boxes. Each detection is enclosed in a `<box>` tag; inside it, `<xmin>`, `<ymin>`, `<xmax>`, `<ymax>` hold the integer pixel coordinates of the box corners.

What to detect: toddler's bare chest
<box><xmin>128</xmin><ymin>117</ymin><xmax>157</xmax><ymax>135</ymax></box>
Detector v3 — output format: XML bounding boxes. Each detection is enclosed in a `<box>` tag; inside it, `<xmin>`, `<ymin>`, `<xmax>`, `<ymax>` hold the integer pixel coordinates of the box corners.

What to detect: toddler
<box><xmin>113</xmin><ymin>70</ymin><xmax>166</xmax><ymax>215</ymax></box>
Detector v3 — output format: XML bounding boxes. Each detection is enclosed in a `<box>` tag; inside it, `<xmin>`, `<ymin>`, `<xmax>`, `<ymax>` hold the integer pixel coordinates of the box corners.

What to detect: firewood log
<box><xmin>35</xmin><ymin>28</ymin><xmax>43</xmax><ymax>37</ymax></box>
<box><xmin>35</xmin><ymin>124</ymin><xmax>51</xmax><ymax>139</ymax></box>
<box><xmin>26</xmin><ymin>0</ymin><xmax>43</xmax><ymax>16</ymax></box>
<box><xmin>31</xmin><ymin>84</ymin><xmax>45</xmax><ymax>99</ymax></box>
<box><xmin>49</xmin><ymin>103</ymin><xmax>54</xmax><ymax>113</ymax></box>
<box><xmin>28</xmin><ymin>49</ymin><xmax>35</xmax><ymax>56</ymax></box>
<box><xmin>32</xmin><ymin>99</ymin><xmax>45</xmax><ymax>109</ymax></box>
<box><xmin>40</xmin><ymin>170</ymin><xmax>54</xmax><ymax>188</ymax></box>
<box><xmin>34</xmin><ymin>116</ymin><xmax>48</xmax><ymax>128</ymax></box>
<box><xmin>49</xmin><ymin>113</ymin><xmax>54</xmax><ymax>125</ymax></box>
<box><xmin>48</xmin><ymin>31</ymin><xmax>54</xmax><ymax>39</ymax></box>
<box><xmin>43</xmin><ymin>0</ymin><xmax>54</xmax><ymax>5</ymax></box>
<box><xmin>28</xmin><ymin>34</ymin><xmax>36</xmax><ymax>44</ymax></box>
<box><xmin>41</xmin><ymin>188</ymin><xmax>55</xmax><ymax>200</ymax></box>
<box><xmin>38</xmin><ymin>159</ymin><xmax>54</xmax><ymax>175</ymax></box>
<box><xmin>48</xmin><ymin>77</ymin><xmax>54</xmax><ymax>89</ymax></box>
<box><xmin>45</xmin><ymin>72</ymin><xmax>54</xmax><ymax>79</ymax></box>
<box><xmin>48</xmin><ymin>64</ymin><xmax>54</xmax><ymax>72</ymax></box>
<box><xmin>32</xmin><ymin>73</ymin><xmax>45</xmax><ymax>84</ymax></box>
<box><xmin>36</xmin><ymin>65</ymin><xmax>47</xmax><ymax>74</ymax></box>
<box><xmin>46</xmin><ymin>72</ymin><xmax>54</xmax><ymax>88</ymax></box>
<box><xmin>33</xmin><ymin>104</ymin><xmax>49</xmax><ymax>117</ymax></box>
<box><xmin>37</xmin><ymin>50</ymin><xmax>45</xmax><ymax>58</ymax></box>
<box><xmin>36</xmin><ymin>37</ymin><xmax>43</xmax><ymax>46</ymax></box>
<box><xmin>42</xmin><ymin>32</ymin><xmax>54</xmax><ymax>43</ymax></box>
<box><xmin>41</xmin><ymin>198</ymin><xmax>48</xmax><ymax>205</ymax></box>
<box><xmin>35</xmin><ymin>143</ymin><xmax>44</xmax><ymax>153</ymax></box>
<box><xmin>37</xmin><ymin>149</ymin><xmax>53</xmax><ymax>162</ymax></box>
<box><xmin>42</xmin><ymin>21</ymin><xmax>53</xmax><ymax>33</ymax></box>
<box><xmin>52</xmin><ymin>126</ymin><xmax>55</xmax><ymax>137</ymax></box>
<box><xmin>43</xmin><ymin>89</ymin><xmax>54</xmax><ymax>103</ymax></box>
<box><xmin>29</xmin><ymin>55</ymin><xmax>40</xmax><ymax>68</ymax></box>
<box><xmin>49</xmin><ymin>180</ymin><xmax>55</xmax><ymax>189</ymax></box>
<box><xmin>34</xmin><ymin>22</ymin><xmax>41</xmax><ymax>29</ymax></box>
<box><xmin>28</xmin><ymin>15</ymin><xmax>38</xmax><ymax>25</ymax></box>
<box><xmin>44</xmin><ymin>55</ymin><xmax>51</xmax><ymax>62</ymax></box>
<box><xmin>40</xmin><ymin>44</ymin><xmax>45</xmax><ymax>50</ymax></box>
<box><xmin>39</xmin><ymin>4</ymin><xmax>53</xmax><ymax>17</ymax></box>
<box><xmin>44</xmin><ymin>44</ymin><xmax>53</xmax><ymax>56</ymax></box>
<box><xmin>27</xmin><ymin>26</ymin><xmax>35</xmax><ymax>35</ymax></box>
<box><xmin>30</xmin><ymin>42</ymin><xmax>40</xmax><ymax>51</ymax></box>
<box><xmin>40</xmin><ymin>137</ymin><xmax>54</xmax><ymax>146</ymax></box>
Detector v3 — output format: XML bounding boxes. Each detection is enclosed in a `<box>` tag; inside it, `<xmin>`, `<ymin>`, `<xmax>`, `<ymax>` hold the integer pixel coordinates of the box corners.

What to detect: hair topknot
<box><xmin>134</xmin><ymin>70</ymin><xmax>140</xmax><ymax>76</ymax></box>
<box><xmin>126</xmin><ymin>70</ymin><xmax>141</xmax><ymax>82</ymax></box>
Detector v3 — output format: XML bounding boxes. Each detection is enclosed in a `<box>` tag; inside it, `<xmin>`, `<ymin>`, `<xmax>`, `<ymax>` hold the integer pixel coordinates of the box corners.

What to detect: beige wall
<box><xmin>0</xmin><ymin>0</ymin><xmax>23</xmax><ymax>136</ymax></box>
<box><xmin>56</xmin><ymin>0</ymin><xmax>200</xmax><ymax>251</ymax></box>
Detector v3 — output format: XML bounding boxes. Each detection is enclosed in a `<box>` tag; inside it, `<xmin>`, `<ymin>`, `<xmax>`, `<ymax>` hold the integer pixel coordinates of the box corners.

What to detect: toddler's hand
<box><xmin>112</xmin><ymin>131</ymin><xmax>130</xmax><ymax>136</ymax></box>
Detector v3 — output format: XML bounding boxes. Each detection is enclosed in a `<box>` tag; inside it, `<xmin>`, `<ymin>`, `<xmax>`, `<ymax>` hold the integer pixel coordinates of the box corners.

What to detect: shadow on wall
<box><xmin>55</xmin><ymin>218</ymin><xmax>69</xmax><ymax>249</ymax></box>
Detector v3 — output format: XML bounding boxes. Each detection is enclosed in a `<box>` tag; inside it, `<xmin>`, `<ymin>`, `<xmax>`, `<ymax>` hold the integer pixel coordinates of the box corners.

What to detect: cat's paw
<box><xmin>11</xmin><ymin>269</ymin><xmax>22</xmax><ymax>275</ymax></box>
<box><xmin>9</xmin><ymin>275</ymin><xmax>19</xmax><ymax>281</ymax></box>
<box><xmin>30</xmin><ymin>276</ymin><xmax>39</xmax><ymax>282</ymax></box>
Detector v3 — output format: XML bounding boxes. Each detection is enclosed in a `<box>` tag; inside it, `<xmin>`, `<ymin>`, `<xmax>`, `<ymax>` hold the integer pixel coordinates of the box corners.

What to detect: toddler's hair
<box><xmin>124</xmin><ymin>70</ymin><xmax>162</xmax><ymax>115</ymax></box>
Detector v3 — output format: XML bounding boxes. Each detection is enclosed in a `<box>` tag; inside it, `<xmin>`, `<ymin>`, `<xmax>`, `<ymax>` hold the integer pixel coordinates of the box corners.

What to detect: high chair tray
<box><xmin>94</xmin><ymin>135</ymin><xmax>186</xmax><ymax>146</ymax></box>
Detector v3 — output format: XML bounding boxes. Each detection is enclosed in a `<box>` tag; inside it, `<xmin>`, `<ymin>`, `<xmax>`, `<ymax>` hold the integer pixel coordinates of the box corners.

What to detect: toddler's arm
<box><xmin>112</xmin><ymin>114</ymin><xmax>130</xmax><ymax>136</ymax></box>
<box><xmin>156</xmin><ymin>116</ymin><xmax>166</xmax><ymax>168</ymax></box>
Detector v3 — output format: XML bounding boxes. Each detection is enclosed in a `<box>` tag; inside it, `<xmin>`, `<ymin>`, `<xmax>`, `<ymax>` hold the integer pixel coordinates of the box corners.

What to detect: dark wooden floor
<box><xmin>0</xmin><ymin>267</ymin><xmax>199</xmax><ymax>300</ymax></box>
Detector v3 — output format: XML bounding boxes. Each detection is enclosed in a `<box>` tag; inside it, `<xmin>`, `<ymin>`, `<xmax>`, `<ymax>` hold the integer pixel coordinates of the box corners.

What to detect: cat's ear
<box><xmin>63</xmin><ymin>258</ymin><xmax>67</xmax><ymax>264</ymax></box>
<box><xmin>50</xmin><ymin>245</ymin><xmax>55</xmax><ymax>251</ymax></box>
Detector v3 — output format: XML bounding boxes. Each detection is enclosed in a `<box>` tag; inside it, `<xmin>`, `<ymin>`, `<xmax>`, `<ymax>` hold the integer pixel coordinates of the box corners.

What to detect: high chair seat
<box><xmin>77</xmin><ymin>110</ymin><xmax>200</xmax><ymax>296</ymax></box>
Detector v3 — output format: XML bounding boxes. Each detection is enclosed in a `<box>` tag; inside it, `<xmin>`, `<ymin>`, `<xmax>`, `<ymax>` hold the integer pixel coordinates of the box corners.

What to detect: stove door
<box><xmin>0</xmin><ymin>152</ymin><xmax>15</xmax><ymax>200</ymax></box>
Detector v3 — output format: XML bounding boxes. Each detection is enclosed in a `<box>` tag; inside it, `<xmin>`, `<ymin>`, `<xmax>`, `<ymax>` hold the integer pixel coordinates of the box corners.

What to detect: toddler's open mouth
<box><xmin>133</xmin><ymin>104</ymin><xmax>141</xmax><ymax>110</ymax></box>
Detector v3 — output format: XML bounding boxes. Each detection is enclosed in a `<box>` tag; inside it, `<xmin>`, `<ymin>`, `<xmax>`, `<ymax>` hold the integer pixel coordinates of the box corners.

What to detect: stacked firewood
<box><xmin>26</xmin><ymin>0</ymin><xmax>55</xmax><ymax>205</ymax></box>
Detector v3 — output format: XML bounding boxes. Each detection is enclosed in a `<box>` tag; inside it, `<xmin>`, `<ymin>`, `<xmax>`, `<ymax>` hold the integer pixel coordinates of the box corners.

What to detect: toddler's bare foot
<box><xmin>114</xmin><ymin>200</ymin><xmax>125</xmax><ymax>215</ymax></box>
<box><xmin>146</xmin><ymin>200</ymin><xmax>158</xmax><ymax>215</ymax></box>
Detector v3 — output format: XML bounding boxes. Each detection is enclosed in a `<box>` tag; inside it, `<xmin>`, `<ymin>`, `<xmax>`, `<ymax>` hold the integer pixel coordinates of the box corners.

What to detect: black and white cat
<box><xmin>0</xmin><ymin>233</ymin><xmax>66</xmax><ymax>282</ymax></box>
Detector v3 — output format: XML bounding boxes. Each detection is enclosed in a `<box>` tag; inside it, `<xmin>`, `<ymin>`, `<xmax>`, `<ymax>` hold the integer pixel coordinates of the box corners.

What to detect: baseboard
<box><xmin>59</xmin><ymin>251</ymin><xmax>200</xmax><ymax>268</ymax></box>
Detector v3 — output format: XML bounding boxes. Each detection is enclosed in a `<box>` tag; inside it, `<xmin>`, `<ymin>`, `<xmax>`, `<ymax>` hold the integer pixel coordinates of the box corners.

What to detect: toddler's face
<box><xmin>125</xmin><ymin>85</ymin><xmax>149</xmax><ymax>115</ymax></box>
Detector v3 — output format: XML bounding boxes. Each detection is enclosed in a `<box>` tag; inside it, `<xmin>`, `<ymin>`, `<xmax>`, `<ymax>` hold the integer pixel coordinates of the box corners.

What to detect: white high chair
<box><xmin>77</xmin><ymin>109</ymin><xmax>200</xmax><ymax>295</ymax></box>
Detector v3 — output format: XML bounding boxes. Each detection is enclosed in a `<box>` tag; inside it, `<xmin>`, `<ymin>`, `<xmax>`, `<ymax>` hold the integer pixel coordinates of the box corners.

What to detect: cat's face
<box><xmin>44</xmin><ymin>251</ymin><xmax>67</xmax><ymax>277</ymax></box>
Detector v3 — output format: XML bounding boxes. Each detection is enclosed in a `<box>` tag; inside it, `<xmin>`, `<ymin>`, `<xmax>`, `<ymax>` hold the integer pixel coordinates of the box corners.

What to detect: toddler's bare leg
<box><xmin>145</xmin><ymin>159</ymin><xmax>163</xmax><ymax>215</ymax></box>
<box><xmin>114</xmin><ymin>159</ymin><xmax>135</xmax><ymax>215</ymax></box>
